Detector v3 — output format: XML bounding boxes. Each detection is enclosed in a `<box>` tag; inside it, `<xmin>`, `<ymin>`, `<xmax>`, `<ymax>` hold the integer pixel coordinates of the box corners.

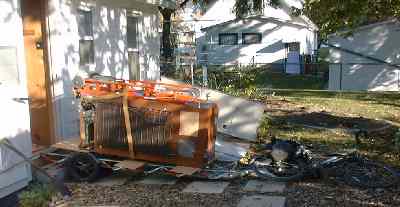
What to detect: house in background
<box><xmin>177</xmin><ymin>0</ymin><xmax>318</xmax><ymax>74</ymax></box>
<box><xmin>0</xmin><ymin>0</ymin><xmax>175</xmax><ymax>198</ymax></box>
<box><xmin>327</xmin><ymin>19</ymin><xmax>400</xmax><ymax>91</ymax></box>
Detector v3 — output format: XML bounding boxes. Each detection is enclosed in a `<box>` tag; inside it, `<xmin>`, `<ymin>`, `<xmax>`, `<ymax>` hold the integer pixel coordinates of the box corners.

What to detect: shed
<box><xmin>327</xmin><ymin>19</ymin><xmax>400</xmax><ymax>91</ymax></box>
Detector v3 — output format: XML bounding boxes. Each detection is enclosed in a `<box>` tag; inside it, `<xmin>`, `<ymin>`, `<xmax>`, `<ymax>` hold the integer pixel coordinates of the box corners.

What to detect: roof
<box><xmin>328</xmin><ymin>19</ymin><xmax>399</xmax><ymax>38</ymax></box>
<box><xmin>200</xmin><ymin>15</ymin><xmax>318</xmax><ymax>32</ymax></box>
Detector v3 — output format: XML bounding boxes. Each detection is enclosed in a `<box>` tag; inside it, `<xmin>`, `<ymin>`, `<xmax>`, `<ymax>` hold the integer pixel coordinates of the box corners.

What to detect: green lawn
<box><xmin>252</xmin><ymin>90</ymin><xmax>400</xmax><ymax>167</ymax></box>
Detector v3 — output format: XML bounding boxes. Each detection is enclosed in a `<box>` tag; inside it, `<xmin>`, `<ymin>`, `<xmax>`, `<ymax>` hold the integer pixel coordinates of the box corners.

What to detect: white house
<box><xmin>327</xmin><ymin>19</ymin><xmax>400</xmax><ymax>91</ymax></box>
<box><xmin>0</xmin><ymin>0</ymin><xmax>175</xmax><ymax>198</ymax></box>
<box><xmin>177</xmin><ymin>0</ymin><xmax>318</xmax><ymax>73</ymax></box>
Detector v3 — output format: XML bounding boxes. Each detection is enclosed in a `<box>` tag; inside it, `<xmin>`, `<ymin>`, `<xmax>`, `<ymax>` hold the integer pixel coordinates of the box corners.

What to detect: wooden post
<box><xmin>122</xmin><ymin>92</ymin><xmax>135</xmax><ymax>159</ymax></box>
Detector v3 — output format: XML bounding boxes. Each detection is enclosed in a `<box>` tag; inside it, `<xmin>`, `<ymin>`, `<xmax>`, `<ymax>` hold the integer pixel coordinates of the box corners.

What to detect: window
<box><xmin>242</xmin><ymin>33</ymin><xmax>262</xmax><ymax>44</ymax></box>
<box><xmin>285</xmin><ymin>42</ymin><xmax>300</xmax><ymax>52</ymax></box>
<box><xmin>127</xmin><ymin>15</ymin><xmax>140</xmax><ymax>80</ymax></box>
<box><xmin>127</xmin><ymin>16</ymin><xmax>138</xmax><ymax>50</ymax></box>
<box><xmin>218</xmin><ymin>33</ymin><xmax>238</xmax><ymax>45</ymax></box>
<box><xmin>78</xmin><ymin>9</ymin><xmax>94</xmax><ymax>66</ymax></box>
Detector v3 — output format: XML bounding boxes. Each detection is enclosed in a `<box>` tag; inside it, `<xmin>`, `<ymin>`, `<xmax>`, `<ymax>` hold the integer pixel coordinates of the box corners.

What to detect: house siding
<box><xmin>199</xmin><ymin>19</ymin><xmax>316</xmax><ymax>65</ymax></box>
<box><xmin>47</xmin><ymin>0</ymin><xmax>161</xmax><ymax>140</ymax></box>
<box><xmin>327</xmin><ymin>21</ymin><xmax>400</xmax><ymax>91</ymax></box>
<box><xmin>177</xmin><ymin>0</ymin><xmax>318</xmax><ymax>66</ymax></box>
<box><xmin>0</xmin><ymin>0</ymin><xmax>32</xmax><ymax>199</ymax></box>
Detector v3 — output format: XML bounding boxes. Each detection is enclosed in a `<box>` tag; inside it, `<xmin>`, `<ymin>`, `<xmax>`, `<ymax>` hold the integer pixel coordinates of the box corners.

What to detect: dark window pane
<box><xmin>243</xmin><ymin>33</ymin><xmax>262</xmax><ymax>44</ymax></box>
<box><xmin>128</xmin><ymin>51</ymin><xmax>140</xmax><ymax>80</ymax></box>
<box><xmin>127</xmin><ymin>16</ymin><xmax>138</xmax><ymax>49</ymax></box>
<box><xmin>79</xmin><ymin>40</ymin><xmax>94</xmax><ymax>65</ymax></box>
<box><xmin>218</xmin><ymin>33</ymin><xmax>238</xmax><ymax>45</ymax></box>
<box><xmin>78</xmin><ymin>10</ymin><xmax>93</xmax><ymax>37</ymax></box>
<box><xmin>286</xmin><ymin>42</ymin><xmax>300</xmax><ymax>52</ymax></box>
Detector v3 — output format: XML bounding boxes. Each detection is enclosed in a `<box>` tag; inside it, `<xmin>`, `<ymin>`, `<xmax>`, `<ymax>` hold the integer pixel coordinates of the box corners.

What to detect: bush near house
<box><xmin>206</xmin><ymin>65</ymin><xmax>328</xmax><ymax>92</ymax></box>
<box><xmin>19</xmin><ymin>183</ymin><xmax>56</xmax><ymax>207</ymax></box>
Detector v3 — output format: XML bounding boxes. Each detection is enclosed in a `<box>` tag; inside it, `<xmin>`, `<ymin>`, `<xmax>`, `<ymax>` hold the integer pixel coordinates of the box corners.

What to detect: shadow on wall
<box><xmin>329</xmin><ymin>22</ymin><xmax>400</xmax><ymax>91</ymax></box>
<box><xmin>0</xmin><ymin>0</ymin><xmax>18</xmax><ymax>24</ymax></box>
<box><xmin>47</xmin><ymin>1</ymin><xmax>162</xmax><ymax>140</ymax></box>
<box><xmin>342</xmin><ymin>64</ymin><xmax>399</xmax><ymax>91</ymax></box>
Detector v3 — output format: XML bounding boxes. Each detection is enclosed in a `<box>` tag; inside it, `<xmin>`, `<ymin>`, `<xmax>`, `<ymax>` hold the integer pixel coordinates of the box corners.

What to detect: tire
<box><xmin>254</xmin><ymin>158</ymin><xmax>307</xmax><ymax>182</ymax></box>
<box><xmin>65</xmin><ymin>152</ymin><xmax>100</xmax><ymax>182</ymax></box>
<box><xmin>344</xmin><ymin>159</ymin><xmax>399</xmax><ymax>188</ymax></box>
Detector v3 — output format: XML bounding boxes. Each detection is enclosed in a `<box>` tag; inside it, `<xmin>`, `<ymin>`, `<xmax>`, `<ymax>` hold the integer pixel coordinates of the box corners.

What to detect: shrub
<box><xmin>19</xmin><ymin>183</ymin><xmax>55</xmax><ymax>207</ymax></box>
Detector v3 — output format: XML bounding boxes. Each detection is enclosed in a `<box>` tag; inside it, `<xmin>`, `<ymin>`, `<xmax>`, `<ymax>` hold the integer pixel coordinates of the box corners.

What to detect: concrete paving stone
<box><xmin>136</xmin><ymin>174</ymin><xmax>177</xmax><ymax>185</ymax></box>
<box><xmin>237</xmin><ymin>195</ymin><xmax>286</xmax><ymax>207</ymax></box>
<box><xmin>243</xmin><ymin>180</ymin><xmax>286</xmax><ymax>193</ymax></box>
<box><xmin>182</xmin><ymin>181</ymin><xmax>230</xmax><ymax>194</ymax></box>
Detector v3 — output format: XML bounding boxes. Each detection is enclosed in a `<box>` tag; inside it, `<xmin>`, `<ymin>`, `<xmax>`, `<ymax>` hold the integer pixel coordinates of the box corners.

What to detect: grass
<box><xmin>252</xmin><ymin>90</ymin><xmax>400</xmax><ymax>167</ymax></box>
<box><xmin>270</xmin><ymin>90</ymin><xmax>400</xmax><ymax>124</ymax></box>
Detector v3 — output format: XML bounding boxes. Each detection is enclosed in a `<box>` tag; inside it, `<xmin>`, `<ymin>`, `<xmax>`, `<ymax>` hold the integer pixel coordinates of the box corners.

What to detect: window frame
<box><xmin>78</xmin><ymin>8</ymin><xmax>94</xmax><ymax>66</ymax></box>
<box><xmin>218</xmin><ymin>33</ymin><xmax>238</xmax><ymax>45</ymax></box>
<box><xmin>242</xmin><ymin>33</ymin><xmax>262</xmax><ymax>45</ymax></box>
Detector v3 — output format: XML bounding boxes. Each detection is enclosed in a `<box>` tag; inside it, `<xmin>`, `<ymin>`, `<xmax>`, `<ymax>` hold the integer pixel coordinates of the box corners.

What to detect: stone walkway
<box><xmin>93</xmin><ymin>174</ymin><xmax>287</xmax><ymax>207</ymax></box>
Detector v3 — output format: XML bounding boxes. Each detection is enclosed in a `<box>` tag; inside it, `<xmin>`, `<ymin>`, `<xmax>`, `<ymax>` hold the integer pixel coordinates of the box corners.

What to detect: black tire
<box><xmin>344</xmin><ymin>159</ymin><xmax>399</xmax><ymax>188</ymax></box>
<box><xmin>65</xmin><ymin>152</ymin><xmax>100</xmax><ymax>182</ymax></box>
<box><xmin>254</xmin><ymin>158</ymin><xmax>307</xmax><ymax>182</ymax></box>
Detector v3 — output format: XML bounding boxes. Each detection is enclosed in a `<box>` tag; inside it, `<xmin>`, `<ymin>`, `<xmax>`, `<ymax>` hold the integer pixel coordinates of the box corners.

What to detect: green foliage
<box><xmin>258</xmin><ymin>115</ymin><xmax>272</xmax><ymax>139</ymax></box>
<box><xmin>233</xmin><ymin>0</ymin><xmax>280</xmax><ymax>18</ymax></box>
<box><xmin>19</xmin><ymin>183</ymin><xmax>56</xmax><ymax>207</ymax></box>
<box><xmin>302</xmin><ymin>0</ymin><xmax>400</xmax><ymax>38</ymax></box>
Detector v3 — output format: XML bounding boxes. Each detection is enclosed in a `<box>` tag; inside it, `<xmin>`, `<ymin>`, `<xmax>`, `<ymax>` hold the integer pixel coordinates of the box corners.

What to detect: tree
<box><xmin>302</xmin><ymin>0</ymin><xmax>400</xmax><ymax>38</ymax></box>
<box><xmin>159</xmin><ymin>7</ymin><xmax>175</xmax><ymax>61</ymax></box>
<box><xmin>233</xmin><ymin>0</ymin><xmax>280</xmax><ymax>18</ymax></box>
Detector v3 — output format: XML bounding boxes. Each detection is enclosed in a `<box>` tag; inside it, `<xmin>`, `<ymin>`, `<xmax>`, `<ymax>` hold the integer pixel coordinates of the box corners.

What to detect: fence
<box><xmin>161</xmin><ymin>62</ymin><xmax>400</xmax><ymax>92</ymax></box>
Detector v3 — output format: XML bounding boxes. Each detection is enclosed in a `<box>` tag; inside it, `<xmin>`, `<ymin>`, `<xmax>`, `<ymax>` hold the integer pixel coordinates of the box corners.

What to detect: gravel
<box><xmin>54</xmin><ymin>175</ymin><xmax>400</xmax><ymax>207</ymax></box>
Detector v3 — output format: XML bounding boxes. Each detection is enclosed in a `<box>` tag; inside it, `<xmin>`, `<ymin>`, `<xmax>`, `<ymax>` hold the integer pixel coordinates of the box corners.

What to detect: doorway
<box><xmin>21</xmin><ymin>0</ymin><xmax>54</xmax><ymax>145</ymax></box>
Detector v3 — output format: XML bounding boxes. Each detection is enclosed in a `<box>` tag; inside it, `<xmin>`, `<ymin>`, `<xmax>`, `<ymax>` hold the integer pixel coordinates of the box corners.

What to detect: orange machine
<box><xmin>76</xmin><ymin>78</ymin><xmax>218</xmax><ymax>168</ymax></box>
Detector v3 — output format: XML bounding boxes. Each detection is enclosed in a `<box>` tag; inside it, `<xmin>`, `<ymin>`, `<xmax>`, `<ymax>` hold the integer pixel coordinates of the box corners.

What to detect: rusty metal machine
<box><xmin>75</xmin><ymin>77</ymin><xmax>218</xmax><ymax>168</ymax></box>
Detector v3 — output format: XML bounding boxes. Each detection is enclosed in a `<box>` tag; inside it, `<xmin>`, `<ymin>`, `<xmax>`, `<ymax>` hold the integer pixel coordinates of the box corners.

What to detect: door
<box><xmin>285</xmin><ymin>42</ymin><xmax>301</xmax><ymax>74</ymax></box>
<box><xmin>21</xmin><ymin>0</ymin><xmax>53</xmax><ymax>145</ymax></box>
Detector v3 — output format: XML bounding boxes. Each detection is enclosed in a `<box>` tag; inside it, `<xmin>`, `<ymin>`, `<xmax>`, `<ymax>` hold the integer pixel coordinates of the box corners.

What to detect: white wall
<box><xmin>47</xmin><ymin>0</ymin><xmax>161</xmax><ymax>140</ymax></box>
<box><xmin>0</xmin><ymin>0</ymin><xmax>32</xmax><ymax>198</ymax></box>
<box><xmin>176</xmin><ymin>0</ymin><xmax>317</xmax><ymax>66</ymax></box>
<box><xmin>328</xmin><ymin>21</ymin><xmax>400</xmax><ymax>91</ymax></box>
<box><xmin>199</xmin><ymin>18</ymin><xmax>316</xmax><ymax>65</ymax></box>
<box><xmin>178</xmin><ymin>0</ymin><xmax>316</xmax><ymax>38</ymax></box>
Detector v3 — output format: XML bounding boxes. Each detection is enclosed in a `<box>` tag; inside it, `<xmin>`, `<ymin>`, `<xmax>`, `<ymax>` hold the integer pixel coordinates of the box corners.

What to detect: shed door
<box><xmin>21</xmin><ymin>0</ymin><xmax>53</xmax><ymax>145</ymax></box>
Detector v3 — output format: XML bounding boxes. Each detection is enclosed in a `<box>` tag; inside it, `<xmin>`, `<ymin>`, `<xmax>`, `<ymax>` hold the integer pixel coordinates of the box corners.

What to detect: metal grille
<box><xmin>129</xmin><ymin>107</ymin><xmax>173</xmax><ymax>155</ymax></box>
<box><xmin>94</xmin><ymin>100</ymin><xmax>174</xmax><ymax>155</ymax></box>
<box><xmin>94</xmin><ymin>101</ymin><xmax>128</xmax><ymax>150</ymax></box>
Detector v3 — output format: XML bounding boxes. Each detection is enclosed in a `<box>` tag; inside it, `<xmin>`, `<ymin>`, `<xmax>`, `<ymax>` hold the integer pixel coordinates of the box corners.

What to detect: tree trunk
<box><xmin>159</xmin><ymin>7</ymin><xmax>174</xmax><ymax>62</ymax></box>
